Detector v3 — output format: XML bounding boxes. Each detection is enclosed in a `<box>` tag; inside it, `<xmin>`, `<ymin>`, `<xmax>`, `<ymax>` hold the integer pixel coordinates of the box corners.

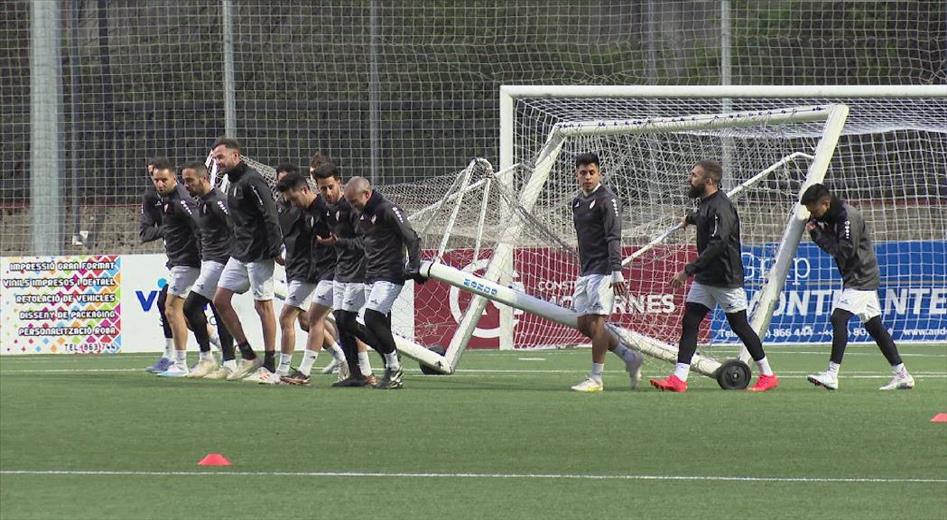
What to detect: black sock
<box><xmin>263</xmin><ymin>351</ymin><xmax>276</xmax><ymax>372</ymax></box>
<box><xmin>830</xmin><ymin>309</ymin><xmax>853</xmax><ymax>364</ymax></box>
<box><xmin>238</xmin><ymin>341</ymin><xmax>256</xmax><ymax>360</ymax></box>
<box><xmin>678</xmin><ymin>303</ymin><xmax>710</xmax><ymax>365</ymax></box>
<box><xmin>726</xmin><ymin>310</ymin><xmax>766</xmax><ymax>361</ymax></box>
<box><xmin>209</xmin><ymin>303</ymin><xmax>235</xmax><ymax>361</ymax></box>
<box><xmin>364</xmin><ymin>309</ymin><xmax>396</xmax><ymax>355</ymax></box>
<box><xmin>865</xmin><ymin>316</ymin><xmax>902</xmax><ymax>366</ymax></box>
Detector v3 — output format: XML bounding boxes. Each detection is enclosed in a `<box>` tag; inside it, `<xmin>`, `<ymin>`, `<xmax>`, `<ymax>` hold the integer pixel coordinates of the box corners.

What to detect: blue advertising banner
<box><xmin>710</xmin><ymin>241</ymin><xmax>947</xmax><ymax>344</ymax></box>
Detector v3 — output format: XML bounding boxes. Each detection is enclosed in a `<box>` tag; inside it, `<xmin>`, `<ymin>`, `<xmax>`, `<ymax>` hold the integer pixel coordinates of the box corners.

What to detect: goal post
<box><xmin>496</xmin><ymin>85</ymin><xmax>946</xmax><ymax>351</ymax></box>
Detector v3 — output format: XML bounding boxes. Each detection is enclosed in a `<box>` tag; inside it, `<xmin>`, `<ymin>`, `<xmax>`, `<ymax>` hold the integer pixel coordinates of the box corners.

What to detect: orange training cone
<box><xmin>198</xmin><ymin>453</ymin><xmax>232</xmax><ymax>466</ymax></box>
<box><xmin>930</xmin><ymin>413</ymin><xmax>947</xmax><ymax>423</ymax></box>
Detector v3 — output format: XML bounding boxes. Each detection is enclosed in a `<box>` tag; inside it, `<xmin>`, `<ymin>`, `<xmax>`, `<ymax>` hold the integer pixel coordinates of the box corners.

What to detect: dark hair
<box><xmin>309</xmin><ymin>151</ymin><xmax>331</xmax><ymax>170</ymax></box>
<box><xmin>696</xmin><ymin>159</ymin><xmax>723</xmax><ymax>186</ymax></box>
<box><xmin>575</xmin><ymin>152</ymin><xmax>600</xmax><ymax>168</ymax></box>
<box><xmin>275</xmin><ymin>162</ymin><xmax>298</xmax><ymax>176</ymax></box>
<box><xmin>211</xmin><ymin>137</ymin><xmax>241</xmax><ymax>152</ymax></box>
<box><xmin>151</xmin><ymin>158</ymin><xmax>174</xmax><ymax>173</ymax></box>
<box><xmin>146</xmin><ymin>157</ymin><xmax>158</xmax><ymax>167</ymax></box>
<box><xmin>180</xmin><ymin>161</ymin><xmax>208</xmax><ymax>178</ymax></box>
<box><xmin>800</xmin><ymin>183</ymin><xmax>832</xmax><ymax>205</ymax></box>
<box><xmin>276</xmin><ymin>172</ymin><xmax>310</xmax><ymax>193</ymax></box>
<box><xmin>313</xmin><ymin>162</ymin><xmax>340</xmax><ymax>180</ymax></box>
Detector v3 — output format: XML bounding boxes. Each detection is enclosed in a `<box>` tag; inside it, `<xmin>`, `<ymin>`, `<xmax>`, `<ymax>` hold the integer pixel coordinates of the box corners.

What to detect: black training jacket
<box><xmin>808</xmin><ymin>198</ymin><xmax>881</xmax><ymax>290</ymax></box>
<box><xmin>571</xmin><ymin>184</ymin><xmax>622</xmax><ymax>277</ymax></box>
<box><xmin>326</xmin><ymin>197</ymin><xmax>366</xmax><ymax>283</ymax></box>
<box><xmin>139</xmin><ymin>186</ymin><xmax>164</xmax><ymax>243</ymax></box>
<box><xmin>159</xmin><ymin>183</ymin><xmax>201</xmax><ymax>268</ymax></box>
<box><xmin>355</xmin><ymin>190</ymin><xmax>421</xmax><ymax>284</ymax></box>
<box><xmin>195</xmin><ymin>187</ymin><xmax>233</xmax><ymax>265</ymax></box>
<box><xmin>223</xmin><ymin>162</ymin><xmax>283</xmax><ymax>262</ymax></box>
<box><xmin>683</xmin><ymin>190</ymin><xmax>744</xmax><ymax>288</ymax></box>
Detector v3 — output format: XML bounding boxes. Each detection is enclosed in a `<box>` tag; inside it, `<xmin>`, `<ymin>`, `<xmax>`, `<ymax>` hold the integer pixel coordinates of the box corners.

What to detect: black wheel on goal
<box><xmin>715</xmin><ymin>359</ymin><xmax>751</xmax><ymax>390</ymax></box>
<box><xmin>419</xmin><ymin>345</ymin><xmax>448</xmax><ymax>375</ymax></box>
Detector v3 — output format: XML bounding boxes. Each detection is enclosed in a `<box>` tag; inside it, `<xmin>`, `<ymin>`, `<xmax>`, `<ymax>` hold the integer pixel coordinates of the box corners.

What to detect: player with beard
<box><xmin>650</xmin><ymin>160</ymin><xmax>779</xmax><ymax>393</ymax></box>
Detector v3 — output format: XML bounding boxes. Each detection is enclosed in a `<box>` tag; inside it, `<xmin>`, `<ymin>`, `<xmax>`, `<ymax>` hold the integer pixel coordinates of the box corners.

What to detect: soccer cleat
<box><xmin>624</xmin><ymin>351</ymin><xmax>644</xmax><ymax>390</ymax></box>
<box><xmin>649</xmin><ymin>374</ymin><xmax>688</xmax><ymax>392</ymax></box>
<box><xmin>146</xmin><ymin>356</ymin><xmax>173</xmax><ymax>374</ymax></box>
<box><xmin>807</xmin><ymin>371</ymin><xmax>838</xmax><ymax>390</ymax></box>
<box><xmin>280</xmin><ymin>367</ymin><xmax>312</xmax><ymax>386</ymax></box>
<box><xmin>157</xmin><ymin>364</ymin><xmax>189</xmax><ymax>378</ymax></box>
<box><xmin>187</xmin><ymin>358</ymin><xmax>218</xmax><ymax>379</ymax></box>
<box><xmin>243</xmin><ymin>367</ymin><xmax>281</xmax><ymax>385</ymax></box>
<box><xmin>321</xmin><ymin>358</ymin><xmax>342</xmax><ymax>375</ymax></box>
<box><xmin>748</xmin><ymin>373</ymin><xmax>780</xmax><ymax>392</ymax></box>
<box><xmin>227</xmin><ymin>357</ymin><xmax>263</xmax><ymax>381</ymax></box>
<box><xmin>570</xmin><ymin>377</ymin><xmax>604</xmax><ymax>393</ymax></box>
<box><xmin>336</xmin><ymin>361</ymin><xmax>351</xmax><ymax>382</ymax></box>
<box><xmin>373</xmin><ymin>367</ymin><xmax>404</xmax><ymax>390</ymax></box>
<box><xmin>880</xmin><ymin>371</ymin><xmax>915</xmax><ymax>390</ymax></box>
<box><xmin>331</xmin><ymin>374</ymin><xmax>371</xmax><ymax>387</ymax></box>
<box><xmin>204</xmin><ymin>365</ymin><xmax>234</xmax><ymax>380</ymax></box>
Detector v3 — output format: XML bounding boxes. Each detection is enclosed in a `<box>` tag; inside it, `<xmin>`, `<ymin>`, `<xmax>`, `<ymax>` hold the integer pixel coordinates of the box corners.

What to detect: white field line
<box><xmin>0</xmin><ymin>469</ymin><xmax>943</xmax><ymax>484</ymax></box>
<box><xmin>0</xmin><ymin>367</ymin><xmax>945</xmax><ymax>379</ymax></box>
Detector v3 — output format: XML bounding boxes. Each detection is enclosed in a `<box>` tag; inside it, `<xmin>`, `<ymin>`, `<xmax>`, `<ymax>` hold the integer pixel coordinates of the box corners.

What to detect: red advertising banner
<box><xmin>414</xmin><ymin>247</ymin><xmax>710</xmax><ymax>349</ymax></box>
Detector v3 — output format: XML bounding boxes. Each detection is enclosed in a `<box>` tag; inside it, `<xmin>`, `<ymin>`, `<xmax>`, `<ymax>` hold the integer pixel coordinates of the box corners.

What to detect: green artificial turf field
<box><xmin>1</xmin><ymin>344</ymin><xmax>945</xmax><ymax>519</ymax></box>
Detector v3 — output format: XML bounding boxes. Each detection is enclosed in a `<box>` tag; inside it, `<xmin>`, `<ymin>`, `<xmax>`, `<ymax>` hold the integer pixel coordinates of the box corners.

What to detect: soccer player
<box><xmin>651</xmin><ymin>160</ymin><xmax>779</xmax><ymax>393</ymax></box>
<box><xmin>567</xmin><ymin>153</ymin><xmax>644</xmax><ymax>393</ymax></box>
<box><xmin>801</xmin><ymin>183</ymin><xmax>914</xmax><ymax>391</ymax></box>
<box><xmin>150</xmin><ymin>159</ymin><xmax>202</xmax><ymax>377</ymax></box>
<box><xmin>274</xmin><ymin>170</ymin><xmax>348</xmax><ymax>385</ymax></box>
<box><xmin>140</xmin><ymin>158</ymin><xmax>176</xmax><ymax>374</ymax></box>
<box><xmin>344</xmin><ymin>176</ymin><xmax>423</xmax><ymax>389</ymax></box>
<box><xmin>178</xmin><ymin>161</ymin><xmax>238</xmax><ymax>379</ymax></box>
<box><xmin>312</xmin><ymin>162</ymin><xmax>378</xmax><ymax>387</ymax></box>
<box><xmin>211</xmin><ymin>138</ymin><xmax>284</xmax><ymax>383</ymax></box>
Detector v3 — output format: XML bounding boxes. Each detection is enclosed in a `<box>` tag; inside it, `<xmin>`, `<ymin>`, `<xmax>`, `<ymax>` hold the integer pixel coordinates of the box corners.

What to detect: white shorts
<box><xmin>365</xmin><ymin>281</ymin><xmax>403</xmax><ymax>315</ymax></box>
<box><xmin>686</xmin><ymin>282</ymin><xmax>748</xmax><ymax>313</ymax></box>
<box><xmin>284</xmin><ymin>280</ymin><xmax>316</xmax><ymax>310</ymax></box>
<box><xmin>167</xmin><ymin>266</ymin><xmax>200</xmax><ymax>297</ymax></box>
<box><xmin>191</xmin><ymin>260</ymin><xmax>226</xmax><ymax>300</ymax></box>
<box><xmin>333</xmin><ymin>281</ymin><xmax>366</xmax><ymax>313</ymax></box>
<box><xmin>572</xmin><ymin>274</ymin><xmax>615</xmax><ymax>316</ymax></box>
<box><xmin>833</xmin><ymin>288</ymin><xmax>881</xmax><ymax>323</ymax></box>
<box><xmin>218</xmin><ymin>257</ymin><xmax>275</xmax><ymax>301</ymax></box>
<box><xmin>312</xmin><ymin>279</ymin><xmax>335</xmax><ymax>308</ymax></box>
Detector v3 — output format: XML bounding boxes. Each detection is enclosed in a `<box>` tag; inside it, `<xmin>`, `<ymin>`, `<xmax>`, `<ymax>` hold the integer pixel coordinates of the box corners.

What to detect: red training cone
<box><xmin>198</xmin><ymin>453</ymin><xmax>232</xmax><ymax>466</ymax></box>
<box><xmin>930</xmin><ymin>413</ymin><xmax>947</xmax><ymax>423</ymax></box>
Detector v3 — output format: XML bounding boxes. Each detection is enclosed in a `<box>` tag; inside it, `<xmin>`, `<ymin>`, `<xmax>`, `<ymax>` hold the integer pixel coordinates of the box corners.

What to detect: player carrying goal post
<box><xmin>568</xmin><ymin>153</ymin><xmax>645</xmax><ymax>393</ymax></box>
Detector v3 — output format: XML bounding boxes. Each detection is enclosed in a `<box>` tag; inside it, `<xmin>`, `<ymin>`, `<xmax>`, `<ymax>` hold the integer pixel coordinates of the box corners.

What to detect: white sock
<box><xmin>827</xmin><ymin>361</ymin><xmax>841</xmax><ymax>377</ymax></box>
<box><xmin>673</xmin><ymin>362</ymin><xmax>690</xmax><ymax>381</ymax></box>
<box><xmin>174</xmin><ymin>350</ymin><xmax>187</xmax><ymax>367</ymax></box>
<box><xmin>223</xmin><ymin>359</ymin><xmax>237</xmax><ymax>371</ymax></box>
<box><xmin>163</xmin><ymin>338</ymin><xmax>174</xmax><ymax>359</ymax></box>
<box><xmin>327</xmin><ymin>342</ymin><xmax>347</xmax><ymax>364</ymax></box>
<box><xmin>358</xmin><ymin>351</ymin><xmax>374</xmax><ymax>376</ymax></box>
<box><xmin>892</xmin><ymin>363</ymin><xmax>906</xmax><ymax>375</ymax></box>
<box><xmin>209</xmin><ymin>333</ymin><xmax>221</xmax><ymax>349</ymax></box>
<box><xmin>199</xmin><ymin>350</ymin><xmax>213</xmax><ymax>362</ymax></box>
<box><xmin>756</xmin><ymin>356</ymin><xmax>774</xmax><ymax>376</ymax></box>
<box><xmin>384</xmin><ymin>351</ymin><xmax>401</xmax><ymax>371</ymax></box>
<box><xmin>298</xmin><ymin>349</ymin><xmax>319</xmax><ymax>376</ymax></box>
<box><xmin>611</xmin><ymin>343</ymin><xmax>637</xmax><ymax>363</ymax></box>
<box><xmin>278</xmin><ymin>353</ymin><xmax>293</xmax><ymax>375</ymax></box>
<box><xmin>590</xmin><ymin>362</ymin><xmax>605</xmax><ymax>381</ymax></box>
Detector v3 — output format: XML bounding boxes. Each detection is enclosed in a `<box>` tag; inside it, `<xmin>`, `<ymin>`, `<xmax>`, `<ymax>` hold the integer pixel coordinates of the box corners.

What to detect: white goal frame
<box><xmin>494</xmin><ymin>84</ymin><xmax>947</xmax><ymax>353</ymax></box>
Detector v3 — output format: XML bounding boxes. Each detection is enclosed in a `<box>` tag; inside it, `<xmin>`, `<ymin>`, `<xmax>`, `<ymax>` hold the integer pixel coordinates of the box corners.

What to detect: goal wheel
<box><xmin>715</xmin><ymin>359</ymin><xmax>751</xmax><ymax>390</ymax></box>
<box><xmin>419</xmin><ymin>345</ymin><xmax>447</xmax><ymax>375</ymax></box>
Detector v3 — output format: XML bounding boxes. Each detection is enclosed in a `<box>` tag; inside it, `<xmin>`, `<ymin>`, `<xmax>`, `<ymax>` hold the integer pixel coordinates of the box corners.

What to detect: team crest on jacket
<box><xmin>335</xmin><ymin>210</ymin><xmax>340</xmax><ymax>221</ymax></box>
<box><xmin>589</xmin><ymin>200</ymin><xmax>596</xmax><ymax>209</ymax></box>
<box><xmin>371</xmin><ymin>215</ymin><xmax>377</xmax><ymax>224</ymax></box>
